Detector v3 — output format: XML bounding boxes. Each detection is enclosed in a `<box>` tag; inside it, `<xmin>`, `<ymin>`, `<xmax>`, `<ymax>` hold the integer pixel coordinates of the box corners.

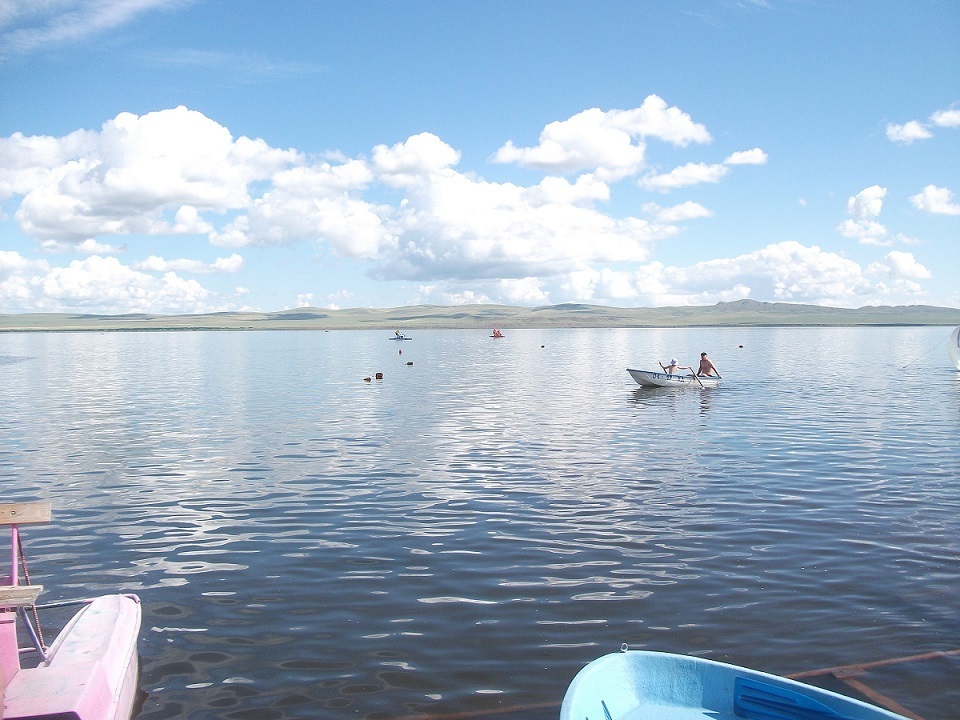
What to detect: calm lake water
<box><xmin>2</xmin><ymin>326</ymin><xmax>959</xmax><ymax>720</ymax></box>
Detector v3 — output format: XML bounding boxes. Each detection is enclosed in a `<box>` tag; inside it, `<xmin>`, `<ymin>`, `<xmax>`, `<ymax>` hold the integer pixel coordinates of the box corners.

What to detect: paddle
<box><xmin>681</xmin><ymin>365</ymin><xmax>704</xmax><ymax>388</ymax></box>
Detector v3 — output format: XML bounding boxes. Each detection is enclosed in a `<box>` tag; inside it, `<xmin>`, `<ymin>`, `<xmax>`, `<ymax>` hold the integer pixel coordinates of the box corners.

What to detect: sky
<box><xmin>0</xmin><ymin>1</ymin><xmax>958</xmax><ymax>315</ymax></box>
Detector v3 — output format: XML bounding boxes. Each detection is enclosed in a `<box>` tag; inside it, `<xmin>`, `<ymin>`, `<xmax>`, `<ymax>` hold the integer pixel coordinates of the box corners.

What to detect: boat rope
<box><xmin>900</xmin><ymin>333</ymin><xmax>948</xmax><ymax>370</ymax></box>
<box><xmin>16</xmin><ymin>532</ymin><xmax>45</xmax><ymax>649</ymax></box>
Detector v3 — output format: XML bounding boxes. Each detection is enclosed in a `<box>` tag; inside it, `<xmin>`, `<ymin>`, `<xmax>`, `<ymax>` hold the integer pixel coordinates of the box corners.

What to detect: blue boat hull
<box><xmin>560</xmin><ymin>650</ymin><xmax>910</xmax><ymax>720</ymax></box>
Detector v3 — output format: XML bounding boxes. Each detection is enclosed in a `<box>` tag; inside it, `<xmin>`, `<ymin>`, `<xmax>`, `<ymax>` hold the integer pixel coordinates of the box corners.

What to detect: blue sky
<box><xmin>1</xmin><ymin>1</ymin><xmax>958</xmax><ymax>315</ymax></box>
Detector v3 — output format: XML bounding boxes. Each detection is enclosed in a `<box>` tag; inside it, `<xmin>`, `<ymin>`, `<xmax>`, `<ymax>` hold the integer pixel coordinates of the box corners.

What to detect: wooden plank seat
<box><xmin>0</xmin><ymin>502</ymin><xmax>52</xmax><ymax>526</ymax></box>
<box><xmin>0</xmin><ymin>585</ymin><xmax>44</xmax><ymax>608</ymax></box>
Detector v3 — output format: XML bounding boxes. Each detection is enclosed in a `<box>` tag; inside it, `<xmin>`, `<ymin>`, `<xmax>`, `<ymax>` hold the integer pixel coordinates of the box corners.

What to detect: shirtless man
<box><xmin>697</xmin><ymin>352</ymin><xmax>721</xmax><ymax>377</ymax></box>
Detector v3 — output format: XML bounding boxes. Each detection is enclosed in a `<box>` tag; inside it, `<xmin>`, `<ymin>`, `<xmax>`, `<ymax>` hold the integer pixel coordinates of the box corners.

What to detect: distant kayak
<box><xmin>561</xmin><ymin>649</ymin><xmax>910</xmax><ymax>720</ymax></box>
<box><xmin>390</xmin><ymin>335</ymin><xmax>412</xmax><ymax>341</ymax></box>
<box><xmin>627</xmin><ymin>368</ymin><xmax>720</xmax><ymax>388</ymax></box>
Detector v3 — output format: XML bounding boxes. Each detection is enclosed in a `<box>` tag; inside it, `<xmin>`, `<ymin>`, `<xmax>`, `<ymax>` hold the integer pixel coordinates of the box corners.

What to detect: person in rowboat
<box><xmin>697</xmin><ymin>352</ymin><xmax>721</xmax><ymax>377</ymax></box>
<box><xmin>659</xmin><ymin>358</ymin><xmax>682</xmax><ymax>374</ymax></box>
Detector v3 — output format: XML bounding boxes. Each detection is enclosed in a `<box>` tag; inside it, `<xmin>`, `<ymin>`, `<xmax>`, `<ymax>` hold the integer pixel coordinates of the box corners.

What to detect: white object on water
<box><xmin>627</xmin><ymin>368</ymin><xmax>720</xmax><ymax>388</ymax></box>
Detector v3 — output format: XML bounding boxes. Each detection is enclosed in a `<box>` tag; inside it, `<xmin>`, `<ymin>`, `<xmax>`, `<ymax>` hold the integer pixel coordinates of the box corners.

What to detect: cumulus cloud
<box><xmin>491</xmin><ymin>95</ymin><xmax>711</xmax><ymax>180</ymax></box>
<box><xmin>909</xmin><ymin>185</ymin><xmax>960</xmax><ymax>215</ymax></box>
<box><xmin>885</xmin><ymin>121</ymin><xmax>933</xmax><ymax>144</ymax></box>
<box><xmin>0</xmin><ymin>253</ymin><xmax>215</xmax><ymax>314</ymax></box>
<box><xmin>886</xmin><ymin>105</ymin><xmax>960</xmax><ymax>143</ymax></box>
<box><xmin>497</xmin><ymin>277</ymin><xmax>550</xmax><ymax>304</ymax></box>
<box><xmin>5</xmin><ymin>106</ymin><xmax>300</xmax><ymax>245</ymax></box>
<box><xmin>864</xmin><ymin>251</ymin><xmax>931</xmax><ymax>298</ymax></box>
<box><xmin>212</xmin><ymin>131</ymin><xmax>678</xmax><ymax>280</ymax></box>
<box><xmin>867</xmin><ymin>251</ymin><xmax>931</xmax><ymax>280</ymax></box>
<box><xmin>412</xmin><ymin>240</ymin><xmax>927</xmax><ymax>308</ymax></box>
<box><xmin>372</xmin><ymin>132</ymin><xmax>461</xmax><ymax>184</ymax></box>
<box><xmin>931</xmin><ymin>109</ymin><xmax>960</xmax><ymax>127</ymax></box>
<box><xmin>210</xmin><ymin>160</ymin><xmax>391</xmax><ymax>255</ymax></box>
<box><xmin>837</xmin><ymin>185</ymin><xmax>890</xmax><ymax>245</ymax></box>
<box><xmin>8</xmin><ymin>103</ymin><xmax>935</xmax><ymax>314</ymax></box>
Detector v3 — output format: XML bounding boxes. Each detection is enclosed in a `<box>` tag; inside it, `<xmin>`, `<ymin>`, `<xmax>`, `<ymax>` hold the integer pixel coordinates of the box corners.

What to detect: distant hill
<box><xmin>2</xmin><ymin>300</ymin><xmax>960</xmax><ymax>332</ymax></box>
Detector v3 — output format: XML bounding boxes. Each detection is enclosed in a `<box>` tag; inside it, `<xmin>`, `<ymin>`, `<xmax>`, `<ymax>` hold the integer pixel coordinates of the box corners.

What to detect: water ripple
<box><xmin>1</xmin><ymin>327</ymin><xmax>958</xmax><ymax>718</ymax></box>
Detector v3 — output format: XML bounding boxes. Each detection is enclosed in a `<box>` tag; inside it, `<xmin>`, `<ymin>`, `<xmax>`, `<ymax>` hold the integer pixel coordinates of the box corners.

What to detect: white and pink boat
<box><xmin>1</xmin><ymin>502</ymin><xmax>141</xmax><ymax>720</ymax></box>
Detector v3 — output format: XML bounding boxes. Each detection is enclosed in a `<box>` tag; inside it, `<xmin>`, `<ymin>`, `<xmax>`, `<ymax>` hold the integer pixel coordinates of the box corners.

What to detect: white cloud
<box><xmin>133</xmin><ymin>253</ymin><xmax>244</xmax><ymax>274</ymax></box>
<box><xmin>724</xmin><ymin>147</ymin><xmax>768</xmax><ymax>165</ymax></box>
<box><xmin>636</xmin><ymin>147</ymin><xmax>764</xmax><ymax>192</ymax></box>
<box><xmin>491</xmin><ymin>96</ymin><xmax>711</xmax><ymax>180</ymax></box>
<box><xmin>38</xmin><ymin>237</ymin><xmax>125</xmax><ymax>254</ymax></box>
<box><xmin>0</xmin><ymin>250</ymin><xmax>51</xmax><ymax>307</ymax></box>
<box><xmin>6</xmin><ymin>107</ymin><xmax>300</xmax><ymax>245</ymax></box>
<box><xmin>214</xmin><ymin>133</ymin><xmax>680</xmax><ymax>279</ymax></box>
<box><xmin>413</xmin><ymin>241</ymin><xmax>897</xmax><ymax>308</ymax></box>
<box><xmin>639</xmin><ymin>162</ymin><xmax>729</xmax><ymax>191</ymax></box>
<box><xmin>522</xmin><ymin>174</ymin><xmax>610</xmax><ymax>206</ymax></box>
<box><xmin>885</xmin><ymin>121</ymin><xmax>933</xmax><ymax>144</ymax></box>
<box><xmin>13</xmin><ymin>105</ymin><xmax>926</xmax><ymax>313</ymax></box>
<box><xmin>864</xmin><ymin>251</ymin><xmax>932</xmax><ymax>298</ymax></box>
<box><xmin>0</xmin><ymin>253</ymin><xmax>215</xmax><ymax>314</ymax></box>
<box><xmin>1</xmin><ymin>106</ymin><xmax>754</xmax><ymax>310</ymax></box>
<box><xmin>846</xmin><ymin>185</ymin><xmax>886</xmax><ymax>220</ymax></box>
<box><xmin>909</xmin><ymin>185</ymin><xmax>960</xmax><ymax>215</ymax></box>
<box><xmin>931</xmin><ymin>108</ymin><xmax>960</xmax><ymax>128</ymax></box>
<box><xmin>867</xmin><ymin>251</ymin><xmax>931</xmax><ymax>281</ymax></box>
<box><xmin>372</xmin><ymin>132</ymin><xmax>461</xmax><ymax>186</ymax></box>
<box><xmin>0</xmin><ymin>0</ymin><xmax>185</xmax><ymax>58</ymax></box>
<box><xmin>886</xmin><ymin>106</ymin><xmax>960</xmax><ymax>144</ymax></box>
<box><xmin>497</xmin><ymin>277</ymin><xmax>549</xmax><ymax>304</ymax></box>
<box><xmin>370</xmin><ymin>168</ymin><xmax>679</xmax><ymax>281</ymax></box>
<box><xmin>643</xmin><ymin>201</ymin><xmax>713</xmax><ymax>223</ymax></box>
<box><xmin>210</xmin><ymin>161</ymin><xmax>392</xmax><ymax>255</ymax></box>
<box><xmin>837</xmin><ymin>185</ymin><xmax>890</xmax><ymax>245</ymax></box>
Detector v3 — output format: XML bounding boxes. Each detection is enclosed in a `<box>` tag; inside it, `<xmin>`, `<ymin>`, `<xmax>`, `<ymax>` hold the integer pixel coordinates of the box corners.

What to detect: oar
<box><xmin>684</xmin><ymin>366</ymin><xmax>704</xmax><ymax>388</ymax></box>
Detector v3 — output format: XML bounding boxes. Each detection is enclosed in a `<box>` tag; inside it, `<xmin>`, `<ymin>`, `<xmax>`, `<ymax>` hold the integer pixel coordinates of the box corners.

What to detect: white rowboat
<box><xmin>627</xmin><ymin>368</ymin><xmax>720</xmax><ymax>388</ymax></box>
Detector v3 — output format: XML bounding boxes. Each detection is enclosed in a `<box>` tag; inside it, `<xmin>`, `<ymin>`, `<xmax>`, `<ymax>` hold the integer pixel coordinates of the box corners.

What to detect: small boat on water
<box><xmin>560</xmin><ymin>648</ymin><xmax>910</xmax><ymax>720</ymax></box>
<box><xmin>1</xmin><ymin>502</ymin><xmax>142</xmax><ymax>720</ymax></box>
<box><xmin>627</xmin><ymin>368</ymin><xmax>720</xmax><ymax>388</ymax></box>
<box><xmin>490</xmin><ymin>329</ymin><xmax>504</xmax><ymax>338</ymax></box>
<box><xmin>390</xmin><ymin>333</ymin><xmax>412</xmax><ymax>340</ymax></box>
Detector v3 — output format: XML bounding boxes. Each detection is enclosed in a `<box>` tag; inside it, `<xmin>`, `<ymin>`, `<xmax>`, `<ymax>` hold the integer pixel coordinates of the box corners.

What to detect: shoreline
<box><xmin>2</xmin><ymin>300</ymin><xmax>960</xmax><ymax>332</ymax></box>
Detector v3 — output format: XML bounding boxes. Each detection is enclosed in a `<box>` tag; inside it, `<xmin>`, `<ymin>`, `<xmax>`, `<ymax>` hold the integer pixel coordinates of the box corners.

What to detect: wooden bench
<box><xmin>0</xmin><ymin>586</ymin><xmax>44</xmax><ymax>608</ymax></box>
<box><xmin>0</xmin><ymin>502</ymin><xmax>52</xmax><ymax>526</ymax></box>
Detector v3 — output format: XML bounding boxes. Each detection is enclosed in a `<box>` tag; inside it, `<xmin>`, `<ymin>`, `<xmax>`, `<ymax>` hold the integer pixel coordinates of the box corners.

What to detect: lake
<box><xmin>2</xmin><ymin>326</ymin><xmax>958</xmax><ymax>720</ymax></box>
